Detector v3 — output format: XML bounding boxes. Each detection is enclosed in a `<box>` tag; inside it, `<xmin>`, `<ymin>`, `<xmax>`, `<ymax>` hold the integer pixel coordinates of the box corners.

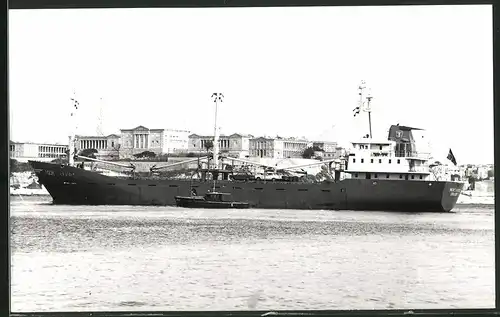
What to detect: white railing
<box><xmin>355</xmin><ymin>150</ymin><xmax>431</xmax><ymax>160</ymax></box>
<box><xmin>408</xmin><ymin>166</ymin><xmax>430</xmax><ymax>173</ymax></box>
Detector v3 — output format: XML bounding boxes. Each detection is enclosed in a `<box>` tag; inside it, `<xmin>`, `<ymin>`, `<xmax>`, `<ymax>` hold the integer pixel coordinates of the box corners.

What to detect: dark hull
<box><xmin>175</xmin><ymin>196</ymin><xmax>250</xmax><ymax>209</ymax></box>
<box><xmin>29</xmin><ymin>161</ymin><xmax>464</xmax><ymax>212</ymax></box>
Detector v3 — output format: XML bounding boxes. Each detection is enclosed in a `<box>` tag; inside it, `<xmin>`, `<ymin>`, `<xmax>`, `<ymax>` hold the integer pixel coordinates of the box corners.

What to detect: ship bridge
<box><xmin>346</xmin><ymin>134</ymin><xmax>432</xmax><ymax>181</ymax></box>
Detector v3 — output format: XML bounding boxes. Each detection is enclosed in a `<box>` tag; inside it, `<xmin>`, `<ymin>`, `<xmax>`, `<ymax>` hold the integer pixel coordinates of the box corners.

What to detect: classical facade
<box><xmin>249</xmin><ymin>137</ymin><xmax>279</xmax><ymax>158</ymax></box>
<box><xmin>282</xmin><ymin>138</ymin><xmax>311</xmax><ymax>159</ymax></box>
<box><xmin>75</xmin><ymin>134</ymin><xmax>121</xmax><ymax>159</ymax></box>
<box><xmin>313</xmin><ymin>141</ymin><xmax>343</xmax><ymax>159</ymax></box>
<box><xmin>249</xmin><ymin>137</ymin><xmax>310</xmax><ymax>159</ymax></box>
<box><xmin>227</xmin><ymin>133</ymin><xmax>252</xmax><ymax>158</ymax></box>
<box><xmin>119</xmin><ymin>126</ymin><xmax>164</xmax><ymax>158</ymax></box>
<box><xmin>10</xmin><ymin>141</ymin><xmax>68</xmax><ymax>162</ymax></box>
<box><xmin>188</xmin><ymin>133</ymin><xmax>253</xmax><ymax>158</ymax></box>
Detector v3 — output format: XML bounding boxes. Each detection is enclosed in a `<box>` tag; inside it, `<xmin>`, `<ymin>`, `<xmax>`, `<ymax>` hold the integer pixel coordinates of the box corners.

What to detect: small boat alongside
<box><xmin>174</xmin><ymin>191</ymin><xmax>250</xmax><ymax>209</ymax></box>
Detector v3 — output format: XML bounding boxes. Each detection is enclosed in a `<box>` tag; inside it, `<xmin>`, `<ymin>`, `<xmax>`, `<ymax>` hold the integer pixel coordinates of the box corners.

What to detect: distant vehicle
<box><xmin>277</xmin><ymin>169</ymin><xmax>306</xmax><ymax>182</ymax></box>
<box><xmin>230</xmin><ymin>171</ymin><xmax>256</xmax><ymax>181</ymax></box>
<box><xmin>255</xmin><ymin>171</ymin><xmax>281</xmax><ymax>181</ymax></box>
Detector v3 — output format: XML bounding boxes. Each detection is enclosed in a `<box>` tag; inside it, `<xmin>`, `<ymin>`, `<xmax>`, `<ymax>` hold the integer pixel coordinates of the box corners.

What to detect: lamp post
<box><xmin>211</xmin><ymin>92</ymin><xmax>224</xmax><ymax>170</ymax></box>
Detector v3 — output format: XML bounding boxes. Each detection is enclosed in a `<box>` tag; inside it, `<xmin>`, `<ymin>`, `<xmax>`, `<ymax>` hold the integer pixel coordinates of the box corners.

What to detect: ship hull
<box><xmin>29</xmin><ymin>161</ymin><xmax>464</xmax><ymax>212</ymax></box>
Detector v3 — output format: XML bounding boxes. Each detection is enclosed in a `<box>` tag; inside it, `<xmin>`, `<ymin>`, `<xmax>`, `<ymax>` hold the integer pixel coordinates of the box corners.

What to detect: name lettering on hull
<box><xmin>449</xmin><ymin>187</ymin><xmax>462</xmax><ymax>197</ymax></box>
<box><xmin>41</xmin><ymin>169</ymin><xmax>74</xmax><ymax>177</ymax></box>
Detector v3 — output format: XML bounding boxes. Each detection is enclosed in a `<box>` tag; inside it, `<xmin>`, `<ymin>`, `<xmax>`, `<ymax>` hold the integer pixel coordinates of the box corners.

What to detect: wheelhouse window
<box><xmin>370</xmin><ymin>159</ymin><xmax>374</xmax><ymax>163</ymax></box>
<box><xmin>353</xmin><ymin>158</ymin><xmax>356</xmax><ymax>163</ymax></box>
<box><xmin>399</xmin><ymin>174</ymin><xmax>403</xmax><ymax>179</ymax></box>
<box><xmin>397</xmin><ymin>159</ymin><xmax>401</xmax><ymax>164</ymax></box>
<box><xmin>378</xmin><ymin>159</ymin><xmax>382</xmax><ymax>163</ymax></box>
<box><xmin>361</xmin><ymin>159</ymin><xmax>364</xmax><ymax>163</ymax></box>
<box><xmin>389</xmin><ymin>159</ymin><xmax>392</xmax><ymax>163</ymax></box>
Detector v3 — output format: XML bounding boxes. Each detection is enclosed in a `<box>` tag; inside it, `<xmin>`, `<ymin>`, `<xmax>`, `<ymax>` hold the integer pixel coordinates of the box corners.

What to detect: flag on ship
<box><xmin>447</xmin><ymin>149</ymin><xmax>457</xmax><ymax>166</ymax></box>
<box><xmin>353</xmin><ymin>106</ymin><xmax>360</xmax><ymax>117</ymax></box>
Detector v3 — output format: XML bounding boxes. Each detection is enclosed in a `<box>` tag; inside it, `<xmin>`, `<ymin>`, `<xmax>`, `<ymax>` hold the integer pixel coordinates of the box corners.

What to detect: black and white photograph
<box><xmin>9</xmin><ymin>4</ymin><xmax>494</xmax><ymax>311</ymax></box>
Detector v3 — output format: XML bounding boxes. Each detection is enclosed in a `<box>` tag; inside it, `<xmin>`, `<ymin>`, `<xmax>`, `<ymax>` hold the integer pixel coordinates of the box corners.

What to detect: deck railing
<box><xmin>367</xmin><ymin>150</ymin><xmax>430</xmax><ymax>159</ymax></box>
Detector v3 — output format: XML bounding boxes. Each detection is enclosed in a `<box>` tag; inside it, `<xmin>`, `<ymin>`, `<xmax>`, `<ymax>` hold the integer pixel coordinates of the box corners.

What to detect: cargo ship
<box><xmin>28</xmin><ymin>84</ymin><xmax>464</xmax><ymax>212</ymax></box>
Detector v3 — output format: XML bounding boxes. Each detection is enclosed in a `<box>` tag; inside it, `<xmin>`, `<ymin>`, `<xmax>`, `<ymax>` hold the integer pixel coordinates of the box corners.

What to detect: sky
<box><xmin>8</xmin><ymin>5</ymin><xmax>493</xmax><ymax>164</ymax></box>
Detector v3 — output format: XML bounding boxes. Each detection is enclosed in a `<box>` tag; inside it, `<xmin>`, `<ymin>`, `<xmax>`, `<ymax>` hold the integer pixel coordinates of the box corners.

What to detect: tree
<box><xmin>302</xmin><ymin>147</ymin><xmax>315</xmax><ymax>159</ymax></box>
<box><xmin>315</xmin><ymin>165</ymin><xmax>333</xmax><ymax>182</ymax></box>
<box><xmin>133</xmin><ymin>150</ymin><xmax>156</xmax><ymax>159</ymax></box>
<box><xmin>10</xmin><ymin>158</ymin><xmax>17</xmax><ymax>173</ymax></box>
<box><xmin>111</xmin><ymin>144</ymin><xmax>121</xmax><ymax>160</ymax></box>
<box><xmin>10</xmin><ymin>159</ymin><xmax>32</xmax><ymax>173</ymax></box>
<box><xmin>204</xmin><ymin>140</ymin><xmax>215</xmax><ymax>161</ymax></box>
<box><xmin>204</xmin><ymin>140</ymin><xmax>214</xmax><ymax>152</ymax></box>
<box><xmin>78</xmin><ymin>148</ymin><xmax>98</xmax><ymax>160</ymax></box>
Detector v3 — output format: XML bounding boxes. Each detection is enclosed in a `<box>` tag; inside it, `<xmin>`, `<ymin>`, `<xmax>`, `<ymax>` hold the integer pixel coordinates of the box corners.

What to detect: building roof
<box><xmin>189</xmin><ymin>133</ymin><xmax>253</xmax><ymax>139</ymax></box>
<box><xmin>165</xmin><ymin>129</ymin><xmax>191</xmax><ymax>133</ymax></box>
<box><xmin>10</xmin><ymin>141</ymin><xmax>68</xmax><ymax>147</ymax></box>
<box><xmin>251</xmin><ymin>136</ymin><xmax>276</xmax><ymax>141</ymax></box>
<box><xmin>75</xmin><ymin>135</ymin><xmax>111</xmax><ymax>139</ymax></box>
<box><xmin>120</xmin><ymin>125</ymin><xmax>165</xmax><ymax>132</ymax></box>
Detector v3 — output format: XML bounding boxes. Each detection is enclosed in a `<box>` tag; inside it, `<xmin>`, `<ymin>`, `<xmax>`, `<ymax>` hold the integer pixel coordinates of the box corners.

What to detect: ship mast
<box><xmin>211</xmin><ymin>92</ymin><xmax>224</xmax><ymax>170</ymax></box>
<box><xmin>68</xmin><ymin>90</ymin><xmax>79</xmax><ymax>167</ymax></box>
<box><xmin>366</xmin><ymin>89</ymin><xmax>373</xmax><ymax>139</ymax></box>
<box><xmin>358</xmin><ymin>80</ymin><xmax>373</xmax><ymax>139</ymax></box>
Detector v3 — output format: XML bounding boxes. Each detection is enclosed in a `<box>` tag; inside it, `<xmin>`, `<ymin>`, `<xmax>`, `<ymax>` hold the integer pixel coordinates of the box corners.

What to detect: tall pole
<box><xmin>366</xmin><ymin>91</ymin><xmax>373</xmax><ymax>139</ymax></box>
<box><xmin>211</xmin><ymin>93</ymin><xmax>224</xmax><ymax>170</ymax></box>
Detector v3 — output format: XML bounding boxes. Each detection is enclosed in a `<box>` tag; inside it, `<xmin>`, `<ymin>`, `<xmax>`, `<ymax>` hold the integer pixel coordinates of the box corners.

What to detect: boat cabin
<box><xmin>204</xmin><ymin>192</ymin><xmax>231</xmax><ymax>202</ymax></box>
<box><xmin>199</xmin><ymin>169</ymin><xmax>233</xmax><ymax>181</ymax></box>
<box><xmin>345</xmin><ymin>126</ymin><xmax>432</xmax><ymax>181</ymax></box>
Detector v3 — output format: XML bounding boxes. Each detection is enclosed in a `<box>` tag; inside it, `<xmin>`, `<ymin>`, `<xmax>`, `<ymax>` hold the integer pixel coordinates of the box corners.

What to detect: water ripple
<box><xmin>10</xmin><ymin>197</ymin><xmax>495</xmax><ymax>311</ymax></box>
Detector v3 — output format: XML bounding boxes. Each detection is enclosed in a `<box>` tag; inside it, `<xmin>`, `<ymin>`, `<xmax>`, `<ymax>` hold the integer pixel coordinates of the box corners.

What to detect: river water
<box><xmin>10</xmin><ymin>196</ymin><xmax>494</xmax><ymax>312</ymax></box>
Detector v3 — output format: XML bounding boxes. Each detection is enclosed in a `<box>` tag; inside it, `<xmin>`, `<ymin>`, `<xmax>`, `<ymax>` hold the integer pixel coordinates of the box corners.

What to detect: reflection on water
<box><xmin>10</xmin><ymin>196</ymin><xmax>494</xmax><ymax>311</ymax></box>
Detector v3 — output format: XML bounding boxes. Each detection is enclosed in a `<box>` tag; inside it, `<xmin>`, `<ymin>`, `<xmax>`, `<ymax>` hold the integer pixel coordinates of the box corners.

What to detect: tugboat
<box><xmin>174</xmin><ymin>190</ymin><xmax>250</xmax><ymax>209</ymax></box>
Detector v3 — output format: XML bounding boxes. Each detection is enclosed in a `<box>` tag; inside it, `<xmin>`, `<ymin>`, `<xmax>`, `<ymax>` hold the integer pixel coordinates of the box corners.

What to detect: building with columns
<box><xmin>249</xmin><ymin>137</ymin><xmax>279</xmax><ymax>158</ymax></box>
<box><xmin>312</xmin><ymin>141</ymin><xmax>343</xmax><ymax>159</ymax></box>
<box><xmin>75</xmin><ymin>126</ymin><xmax>191</xmax><ymax>159</ymax></box>
<box><xmin>118</xmin><ymin>126</ymin><xmax>165</xmax><ymax>158</ymax></box>
<box><xmin>10</xmin><ymin>141</ymin><xmax>68</xmax><ymax>162</ymax></box>
<box><xmin>75</xmin><ymin>134</ymin><xmax>121</xmax><ymax>160</ymax></box>
<box><xmin>188</xmin><ymin>133</ymin><xmax>253</xmax><ymax>158</ymax></box>
<box><xmin>282</xmin><ymin>138</ymin><xmax>311</xmax><ymax>158</ymax></box>
<box><xmin>249</xmin><ymin>136</ymin><xmax>310</xmax><ymax>159</ymax></box>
